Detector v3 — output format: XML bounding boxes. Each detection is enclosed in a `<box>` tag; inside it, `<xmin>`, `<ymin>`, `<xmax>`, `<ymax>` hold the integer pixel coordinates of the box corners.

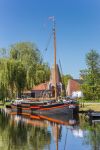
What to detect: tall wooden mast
<box><xmin>49</xmin><ymin>16</ymin><xmax>57</xmax><ymax>99</ymax></box>
<box><xmin>53</xmin><ymin>17</ymin><xmax>57</xmax><ymax>100</ymax></box>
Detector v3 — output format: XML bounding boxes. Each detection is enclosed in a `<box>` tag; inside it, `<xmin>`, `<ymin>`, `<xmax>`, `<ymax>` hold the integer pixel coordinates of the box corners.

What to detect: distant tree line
<box><xmin>0</xmin><ymin>42</ymin><xmax>50</xmax><ymax>101</ymax></box>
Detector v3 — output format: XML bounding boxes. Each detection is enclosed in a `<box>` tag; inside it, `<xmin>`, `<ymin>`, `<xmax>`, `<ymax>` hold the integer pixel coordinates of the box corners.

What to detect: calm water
<box><xmin>0</xmin><ymin>108</ymin><xmax>100</xmax><ymax>150</ymax></box>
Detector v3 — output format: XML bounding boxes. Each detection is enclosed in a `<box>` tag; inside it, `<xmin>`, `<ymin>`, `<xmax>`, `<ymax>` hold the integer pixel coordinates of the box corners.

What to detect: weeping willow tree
<box><xmin>14</xmin><ymin>61</ymin><xmax>26</xmax><ymax>98</ymax></box>
<box><xmin>35</xmin><ymin>63</ymin><xmax>50</xmax><ymax>85</ymax></box>
<box><xmin>0</xmin><ymin>58</ymin><xmax>8</xmax><ymax>102</ymax></box>
<box><xmin>0</xmin><ymin>58</ymin><xmax>26</xmax><ymax>99</ymax></box>
<box><xmin>0</xmin><ymin>42</ymin><xmax>50</xmax><ymax>99</ymax></box>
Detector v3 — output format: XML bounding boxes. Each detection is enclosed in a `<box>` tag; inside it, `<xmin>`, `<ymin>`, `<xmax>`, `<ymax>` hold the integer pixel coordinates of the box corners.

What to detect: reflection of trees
<box><xmin>84</xmin><ymin>124</ymin><xmax>100</xmax><ymax>150</ymax></box>
<box><xmin>0</xmin><ymin>110</ymin><xmax>51</xmax><ymax>150</ymax></box>
<box><xmin>8</xmin><ymin>121</ymin><xmax>27</xmax><ymax>150</ymax></box>
<box><xmin>29</xmin><ymin>126</ymin><xmax>51</xmax><ymax>150</ymax></box>
<box><xmin>79</xmin><ymin>114</ymin><xmax>100</xmax><ymax>150</ymax></box>
<box><xmin>0</xmin><ymin>110</ymin><xmax>10</xmax><ymax>131</ymax></box>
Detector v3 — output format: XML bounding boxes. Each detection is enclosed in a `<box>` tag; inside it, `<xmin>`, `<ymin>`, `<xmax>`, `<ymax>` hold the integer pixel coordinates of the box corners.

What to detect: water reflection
<box><xmin>79</xmin><ymin>114</ymin><xmax>100</xmax><ymax>150</ymax></box>
<box><xmin>0</xmin><ymin>109</ymin><xmax>100</xmax><ymax>150</ymax></box>
<box><xmin>0</xmin><ymin>109</ymin><xmax>51</xmax><ymax>150</ymax></box>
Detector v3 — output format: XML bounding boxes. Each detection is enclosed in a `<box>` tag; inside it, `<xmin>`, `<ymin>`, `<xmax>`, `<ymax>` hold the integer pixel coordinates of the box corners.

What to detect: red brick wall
<box><xmin>66</xmin><ymin>79</ymin><xmax>81</xmax><ymax>96</ymax></box>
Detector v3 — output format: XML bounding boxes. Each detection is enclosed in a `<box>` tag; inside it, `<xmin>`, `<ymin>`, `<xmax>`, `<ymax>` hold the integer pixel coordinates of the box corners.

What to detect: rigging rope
<box><xmin>44</xmin><ymin>29</ymin><xmax>53</xmax><ymax>51</ymax></box>
<box><xmin>41</xmin><ymin>29</ymin><xmax>53</xmax><ymax>61</ymax></box>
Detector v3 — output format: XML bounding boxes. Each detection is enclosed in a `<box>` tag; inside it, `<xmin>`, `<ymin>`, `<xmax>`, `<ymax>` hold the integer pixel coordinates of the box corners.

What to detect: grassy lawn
<box><xmin>0</xmin><ymin>104</ymin><xmax>4</xmax><ymax>109</ymax></box>
<box><xmin>0</xmin><ymin>102</ymin><xmax>11</xmax><ymax>109</ymax></box>
<box><xmin>79</xmin><ymin>103</ymin><xmax>100</xmax><ymax>111</ymax></box>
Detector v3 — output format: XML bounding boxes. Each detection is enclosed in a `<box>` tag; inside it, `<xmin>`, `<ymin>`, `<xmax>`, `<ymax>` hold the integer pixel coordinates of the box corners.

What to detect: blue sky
<box><xmin>0</xmin><ymin>0</ymin><xmax>100</xmax><ymax>78</ymax></box>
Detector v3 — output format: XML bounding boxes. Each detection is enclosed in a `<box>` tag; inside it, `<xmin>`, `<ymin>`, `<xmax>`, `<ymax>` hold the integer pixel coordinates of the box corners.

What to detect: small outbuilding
<box><xmin>66</xmin><ymin>79</ymin><xmax>83</xmax><ymax>98</ymax></box>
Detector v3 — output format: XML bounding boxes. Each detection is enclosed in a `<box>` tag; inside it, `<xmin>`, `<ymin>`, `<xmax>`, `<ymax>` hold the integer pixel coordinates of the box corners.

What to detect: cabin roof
<box><xmin>32</xmin><ymin>82</ymin><xmax>48</xmax><ymax>91</ymax></box>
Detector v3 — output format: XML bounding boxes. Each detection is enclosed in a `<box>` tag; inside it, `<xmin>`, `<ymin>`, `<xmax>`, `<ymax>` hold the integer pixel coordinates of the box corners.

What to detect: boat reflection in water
<box><xmin>2</xmin><ymin>108</ymin><xmax>79</xmax><ymax>150</ymax></box>
<box><xmin>0</xmin><ymin>108</ymin><xmax>100</xmax><ymax>150</ymax></box>
<box><xmin>9</xmin><ymin>109</ymin><xmax>79</xmax><ymax>127</ymax></box>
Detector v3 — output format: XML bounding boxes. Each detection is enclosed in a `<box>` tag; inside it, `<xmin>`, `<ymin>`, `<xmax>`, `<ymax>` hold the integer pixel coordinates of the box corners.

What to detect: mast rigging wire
<box><xmin>44</xmin><ymin>30</ymin><xmax>53</xmax><ymax>51</ymax></box>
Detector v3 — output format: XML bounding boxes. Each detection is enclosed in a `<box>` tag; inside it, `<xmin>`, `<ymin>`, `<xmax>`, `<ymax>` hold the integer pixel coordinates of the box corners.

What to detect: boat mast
<box><xmin>52</xmin><ymin>17</ymin><xmax>57</xmax><ymax>100</ymax></box>
<box><xmin>49</xmin><ymin>16</ymin><xmax>57</xmax><ymax>99</ymax></box>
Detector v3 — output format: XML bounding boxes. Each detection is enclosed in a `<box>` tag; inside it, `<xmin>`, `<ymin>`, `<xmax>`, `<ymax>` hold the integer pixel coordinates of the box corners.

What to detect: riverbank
<box><xmin>0</xmin><ymin>102</ymin><xmax>11</xmax><ymax>109</ymax></box>
<box><xmin>79</xmin><ymin>103</ymin><xmax>100</xmax><ymax>112</ymax></box>
<box><xmin>0</xmin><ymin>104</ymin><xmax>4</xmax><ymax>108</ymax></box>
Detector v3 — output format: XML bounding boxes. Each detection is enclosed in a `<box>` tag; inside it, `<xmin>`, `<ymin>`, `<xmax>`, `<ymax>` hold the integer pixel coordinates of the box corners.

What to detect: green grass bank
<box><xmin>79</xmin><ymin>103</ymin><xmax>100</xmax><ymax>111</ymax></box>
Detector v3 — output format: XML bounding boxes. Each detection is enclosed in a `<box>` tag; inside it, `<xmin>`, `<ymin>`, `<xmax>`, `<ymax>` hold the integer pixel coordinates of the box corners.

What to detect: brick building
<box><xmin>66</xmin><ymin>79</ymin><xmax>83</xmax><ymax>98</ymax></box>
<box><xmin>23</xmin><ymin>64</ymin><xmax>62</xmax><ymax>98</ymax></box>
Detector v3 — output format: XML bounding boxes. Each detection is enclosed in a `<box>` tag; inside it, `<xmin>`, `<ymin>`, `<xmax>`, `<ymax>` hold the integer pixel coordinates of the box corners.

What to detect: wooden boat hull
<box><xmin>11</xmin><ymin>102</ymin><xmax>79</xmax><ymax>115</ymax></box>
<box><xmin>31</xmin><ymin>105</ymin><xmax>73</xmax><ymax>115</ymax></box>
<box><xmin>31</xmin><ymin>102</ymin><xmax>79</xmax><ymax>115</ymax></box>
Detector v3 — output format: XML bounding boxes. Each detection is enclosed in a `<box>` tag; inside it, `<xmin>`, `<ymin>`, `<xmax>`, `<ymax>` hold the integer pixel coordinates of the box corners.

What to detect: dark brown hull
<box><xmin>11</xmin><ymin>102</ymin><xmax>79</xmax><ymax>115</ymax></box>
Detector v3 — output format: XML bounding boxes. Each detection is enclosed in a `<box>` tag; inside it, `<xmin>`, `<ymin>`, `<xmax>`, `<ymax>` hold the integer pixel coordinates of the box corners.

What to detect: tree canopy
<box><xmin>0</xmin><ymin>42</ymin><xmax>50</xmax><ymax>100</ymax></box>
<box><xmin>80</xmin><ymin>49</ymin><xmax>100</xmax><ymax>100</ymax></box>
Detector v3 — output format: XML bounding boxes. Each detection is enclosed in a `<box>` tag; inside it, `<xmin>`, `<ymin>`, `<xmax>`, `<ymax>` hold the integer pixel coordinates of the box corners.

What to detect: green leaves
<box><xmin>0</xmin><ymin>42</ymin><xmax>50</xmax><ymax>99</ymax></box>
<box><xmin>14</xmin><ymin>61</ymin><xmax>26</xmax><ymax>98</ymax></box>
<box><xmin>35</xmin><ymin>63</ymin><xmax>50</xmax><ymax>85</ymax></box>
<box><xmin>62</xmin><ymin>74</ymin><xmax>73</xmax><ymax>87</ymax></box>
<box><xmin>80</xmin><ymin>49</ymin><xmax>100</xmax><ymax>101</ymax></box>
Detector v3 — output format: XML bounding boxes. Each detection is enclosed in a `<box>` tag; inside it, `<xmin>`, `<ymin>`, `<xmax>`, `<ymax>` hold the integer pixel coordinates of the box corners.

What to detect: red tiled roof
<box><xmin>23</xmin><ymin>90</ymin><xmax>31</xmax><ymax>93</ymax></box>
<box><xmin>32</xmin><ymin>83</ymin><xmax>48</xmax><ymax>91</ymax></box>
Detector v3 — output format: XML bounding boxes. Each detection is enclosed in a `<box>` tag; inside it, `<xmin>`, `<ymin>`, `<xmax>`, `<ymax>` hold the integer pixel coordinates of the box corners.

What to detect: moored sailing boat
<box><xmin>11</xmin><ymin>98</ymin><xmax>79</xmax><ymax>115</ymax></box>
<box><xmin>11</xmin><ymin>17</ymin><xmax>79</xmax><ymax>115</ymax></box>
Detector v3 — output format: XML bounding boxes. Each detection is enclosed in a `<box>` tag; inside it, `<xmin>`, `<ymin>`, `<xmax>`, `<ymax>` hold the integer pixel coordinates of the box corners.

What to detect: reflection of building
<box><xmin>66</xmin><ymin>79</ymin><xmax>83</xmax><ymax>98</ymax></box>
<box><xmin>72</xmin><ymin>129</ymin><xmax>84</xmax><ymax>138</ymax></box>
<box><xmin>23</xmin><ymin>64</ymin><xmax>62</xmax><ymax>98</ymax></box>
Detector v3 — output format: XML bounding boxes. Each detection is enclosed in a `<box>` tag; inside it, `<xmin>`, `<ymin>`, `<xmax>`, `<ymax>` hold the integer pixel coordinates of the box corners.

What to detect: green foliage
<box><xmin>80</xmin><ymin>116</ymin><xmax>100</xmax><ymax>150</ymax></box>
<box><xmin>10</xmin><ymin>42</ymin><xmax>42</xmax><ymax>64</ymax></box>
<box><xmin>61</xmin><ymin>74</ymin><xmax>73</xmax><ymax>88</ymax></box>
<box><xmin>14</xmin><ymin>61</ymin><xmax>26</xmax><ymax>98</ymax></box>
<box><xmin>10</xmin><ymin>42</ymin><xmax>50</xmax><ymax>89</ymax></box>
<box><xmin>60</xmin><ymin>74</ymin><xmax>73</xmax><ymax>97</ymax></box>
<box><xmin>0</xmin><ymin>59</ymin><xmax>9</xmax><ymax>101</ymax></box>
<box><xmin>35</xmin><ymin>63</ymin><xmax>50</xmax><ymax>85</ymax></box>
<box><xmin>0</xmin><ymin>111</ymin><xmax>51</xmax><ymax>150</ymax></box>
<box><xmin>0</xmin><ymin>42</ymin><xmax>50</xmax><ymax>99</ymax></box>
<box><xmin>0</xmin><ymin>48</ymin><xmax>6</xmax><ymax>58</ymax></box>
<box><xmin>80</xmin><ymin>49</ymin><xmax>100</xmax><ymax>101</ymax></box>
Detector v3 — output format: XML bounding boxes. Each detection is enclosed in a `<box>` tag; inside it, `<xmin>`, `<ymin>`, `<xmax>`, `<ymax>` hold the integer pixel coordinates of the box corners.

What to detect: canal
<box><xmin>0</xmin><ymin>108</ymin><xmax>100</xmax><ymax>150</ymax></box>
